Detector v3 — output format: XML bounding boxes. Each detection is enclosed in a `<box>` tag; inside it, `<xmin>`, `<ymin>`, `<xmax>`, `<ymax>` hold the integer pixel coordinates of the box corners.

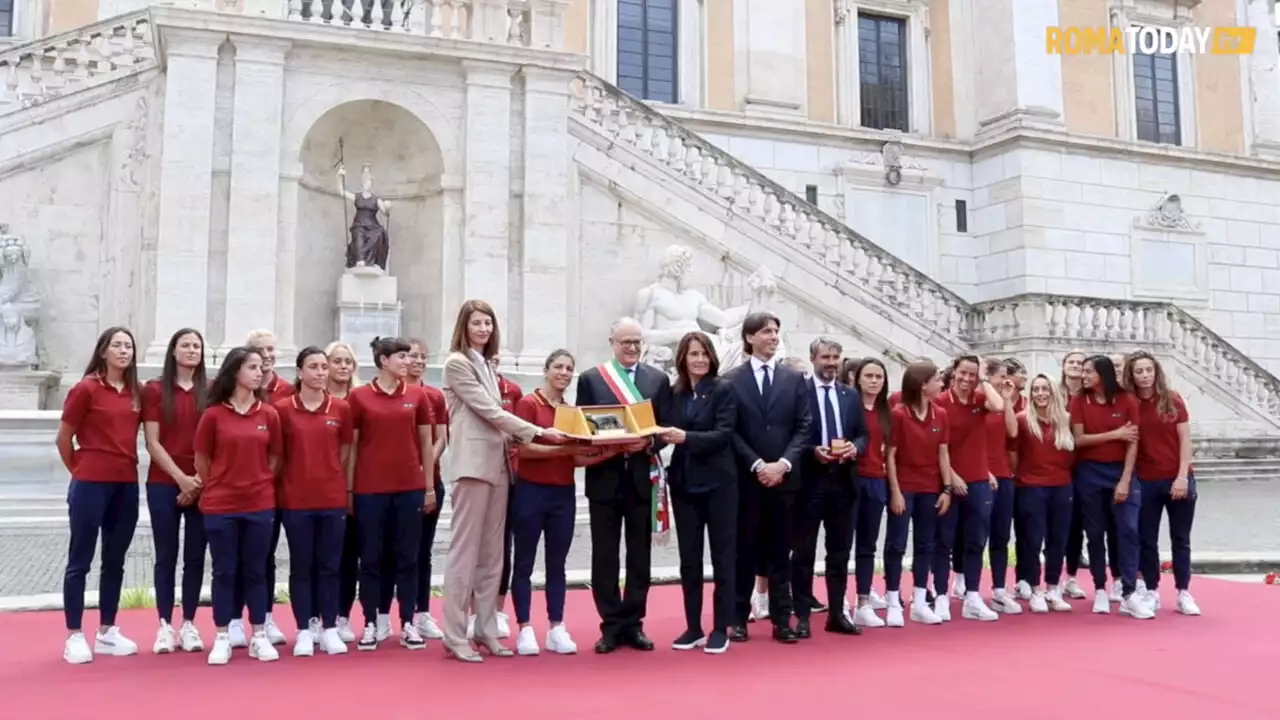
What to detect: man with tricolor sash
<box><xmin>575</xmin><ymin>317</ymin><xmax>674</xmax><ymax>654</ymax></box>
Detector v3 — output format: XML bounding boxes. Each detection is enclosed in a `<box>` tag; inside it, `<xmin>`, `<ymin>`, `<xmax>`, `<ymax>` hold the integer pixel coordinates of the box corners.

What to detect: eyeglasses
<box><xmin>613</xmin><ymin>339</ymin><xmax>642</xmax><ymax>348</ymax></box>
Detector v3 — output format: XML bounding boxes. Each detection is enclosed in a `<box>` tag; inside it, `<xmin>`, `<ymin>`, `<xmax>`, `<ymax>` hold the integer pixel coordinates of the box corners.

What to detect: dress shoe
<box><xmin>623</xmin><ymin>630</ymin><xmax>655</xmax><ymax>651</ymax></box>
<box><xmin>809</xmin><ymin>599</ymin><xmax>828</xmax><ymax>614</ymax></box>
<box><xmin>825</xmin><ymin>615</ymin><xmax>861</xmax><ymax>635</ymax></box>
<box><xmin>443</xmin><ymin>642</ymin><xmax>483</xmax><ymax>663</ymax></box>
<box><xmin>771</xmin><ymin>626</ymin><xmax>799</xmax><ymax>644</ymax></box>
<box><xmin>594</xmin><ymin>636</ymin><xmax>618</xmax><ymax>654</ymax></box>
<box><xmin>794</xmin><ymin>619</ymin><xmax>811</xmax><ymax>639</ymax></box>
<box><xmin>727</xmin><ymin>625</ymin><xmax>749</xmax><ymax>642</ymax></box>
<box><xmin>476</xmin><ymin>638</ymin><xmax>514</xmax><ymax>657</ymax></box>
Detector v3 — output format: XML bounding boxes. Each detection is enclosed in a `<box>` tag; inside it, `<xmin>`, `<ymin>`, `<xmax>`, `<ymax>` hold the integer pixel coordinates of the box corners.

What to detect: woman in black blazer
<box><xmin>658</xmin><ymin>331</ymin><xmax>739</xmax><ymax>655</ymax></box>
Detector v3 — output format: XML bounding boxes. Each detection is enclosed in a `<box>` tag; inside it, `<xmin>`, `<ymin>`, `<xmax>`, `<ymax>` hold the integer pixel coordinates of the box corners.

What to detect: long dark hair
<box><xmin>209</xmin><ymin>347</ymin><xmax>265</xmax><ymax>406</ymax></box>
<box><xmin>294</xmin><ymin>346</ymin><xmax>327</xmax><ymax>391</ymax></box>
<box><xmin>900</xmin><ymin>360</ymin><xmax>939</xmax><ymax>410</ymax></box>
<box><xmin>159</xmin><ymin>328</ymin><xmax>208</xmax><ymax>423</ymax></box>
<box><xmin>674</xmin><ymin>331</ymin><xmax>720</xmax><ymax>394</ymax></box>
<box><xmin>840</xmin><ymin>357</ymin><xmax>860</xmax><ymax>387</ymax></box>
<box><xmin>1085</xmin><ymin>354</ymin><xmax>1121</xmax><ymax>403</ymax></box>
<box><xmin>853</xmin><ymin>357</ymin><xmax>891</xmax><ymax>440</ymax></box>
<box><xmin>84</xmin><ymin>326</ymin><xmax>141</xmax><ymax>405</ymax></box>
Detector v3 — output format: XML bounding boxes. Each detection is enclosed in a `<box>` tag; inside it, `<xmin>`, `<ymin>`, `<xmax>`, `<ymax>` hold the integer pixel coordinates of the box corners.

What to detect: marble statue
<box><xmin>337</xmin><ymin>163</ymin><xmax>392</xmax><ymax>270</ymax></box>
<box><xmin>0</xmin><ymin>226</ymin><xmax>40</xmax><ymax>368</ymax></box>
<box><xmin>633</xmin><ymin>245</ymin><xmax>750</xmax><ymax>369</ymax></box>
<box><xmin>718</xmin><ymin>266</ymin><xmax>790</xmax><ymax>372</ymax></box>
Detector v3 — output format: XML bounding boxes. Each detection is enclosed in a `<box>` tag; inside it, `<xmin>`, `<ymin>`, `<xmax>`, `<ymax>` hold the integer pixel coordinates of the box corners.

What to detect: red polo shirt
<box><xmin>1015</xmin><ymin>413</ymin><xmax>1073</xmax><ymax>487</ymax></box>
<box><xmin>263</xmin><ymin>373</ymin><xmax>296</xmax><ymax>404</ymax></box>
<box><xmin>1007</xmin><ymin>395</ymin><xmax>1027</xmax><ymax>455</ymax></box>
<box><xmin>194</xmin><ymin>401</ymin><xmax>282</xmax><ymax>514</ymax></box>
<box><xmin>889</xmin><ymin>403</ymin><xmax>950</xmax><ymax>493</ymax></box>
<box><xmin>275</xmin><ymin>394</ymin><xmax>353</xmax><ymax>510</ymax></box>
<box><xmin>141</xmin><ymin>380</ymin><xmax>201</xmax><ymax>485</ymax></box>
<box><xmin>985</xmin><ymin>408</ymin><xmax>1014</xmax><ymax>478</ymax></box>
<box><xmin>512</xmin><ymin>390</ymin><xmax>575</xmax><ymax>486</ymax></box>
<box><xmin>1069</xmin><ymin>392</ymin><xmax>1140</xmax><ymax>464</ymax></box>
<box><xmin>61</xmin><ymin>375</ymin><xmax>142</xmax><ymax>483</ymax></box>
<box><xmin>856</xmin><ymin>405</ymin><xmax>888</xmax><ymax>479</ymax></box>
<box><xmin>936</xmin><ymin>388</ymin><xmax>989</xmax><ymax>483</ymax></box>
<box><xmin>497</xmin><ymin>374</ymin><xmax>523</xmax><ymax>409</ymax></box>
<box><xmin>414</xmin><ymin>384</ymin><xmax>448</xmax><ymax>485</ymax></box>
<box><xmin>1135</xmin><ymin>392</ymin><xmax>1190</xmax><ymax>481</ymax></box>
<box><xmin>349</xmin><ymin>380</ymin><xmax>433</xmax><ymax>494</ymax></box>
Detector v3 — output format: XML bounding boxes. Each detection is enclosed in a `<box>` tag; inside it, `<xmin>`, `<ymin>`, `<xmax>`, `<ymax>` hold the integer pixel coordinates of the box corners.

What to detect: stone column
<box><xmin>219</xmin><ymin>36</ymin><xmax>290</xmax><ymax>355</ymax></box>
<box><xmin>461</xmin><ymin>60</ymin><xmax>513</xmax><ymax>347</ymax></box>
<box><xmin>275</xmin><ymin>160</ymin><xmax>303</xmax><ymax>355</ymax></box>
<box><xmin>833</xmin><ymin>0</ymin><xmax>857</xmax><ymax>127</ymax></box>
<box><xmin>1247</xmin><ymin>0</ymin><xmax>1280</xmax><ymax>158</ymax></box>
<box><xmin>515</xmin><ymin>66</ymin><xmax>573</xmax><ymax>370</ymax></box>
<box><xmin>145</xmin><ymin>28</ymin><xmax>223</xmax><ymax>364</ymax></box>
<box><xmin>971</xmin><ymin>0</ymin><xmax>1064</xmax><ymax>138</ymax></box>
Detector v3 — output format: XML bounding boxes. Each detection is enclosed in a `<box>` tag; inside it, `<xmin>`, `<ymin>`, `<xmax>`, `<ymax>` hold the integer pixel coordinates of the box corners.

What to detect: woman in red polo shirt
<box><xmin>1059</xmin><ymin>350</ymin><xmax>1093</xmax><ymax>600</ymax></box>
<box><xmin>980</xmin><ymin>359</ymin><xmax>1020</xmax><ymax>615</ymax></box>
<box><xmin>402</xmin><ymin>338</ymin><xmax>449</xmax><ymax>641</ymax></box>
<box><xmin>142</xmin><ymin>328</ymin><xmax>209</xmax><ymax>655</ymax></box>
<box><xmin>194</xmin><ymin>346</ymin><xmax>284</xmax><ymax>665</ymax></box>
<box><xmin>1069</xmin><ymin>355</ymin><xmax>1151</xmax><ymax>619</ymax></box>
<box><xmin>277</xmin><ymin>347</ymin><xmax>354</xmax><ymax>657</ymax></box>
<box><xmin>347</xmin><ymin>336</ymin><xmax>435</xmax><ymax>651</ymax></box>
<box><xmin>488</xmin><ymin>353</ymin><xmax>523</xmax><ymax>639</ymax></box>
<box><xmin>1014</xmin><ymin>374</ymin><xmax>1076</xmax><ymax>613</ymax></box>
<box><xmin>323</xmin><ymin>340</ymin><xmax>361</xmax><ymax>642</ymax></box>
<box><xmin>884</xmin><ymin>360</ymin><xmax>951</xmax><ymax>626</ymax></box>
<box><xmin>58</xmin><ymin>326</ymin><xmax>144</xmax><ymax>665</ymax></box>
<box><xmin>1126</xmin><ymin>351</ymin><xmax>1200</xmax><ymax>616</ymax></box>
<box><xmin>849</xmin><ymin>358</ymin><xmax>893</xmax><ymax>628</ymax></box>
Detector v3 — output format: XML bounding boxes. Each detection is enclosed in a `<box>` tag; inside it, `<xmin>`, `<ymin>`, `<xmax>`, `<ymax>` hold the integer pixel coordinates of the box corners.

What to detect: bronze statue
<box><xmin>336</xmin><ymin>163</ymin><xmax>391</xmax><ymax>270</ymax></box>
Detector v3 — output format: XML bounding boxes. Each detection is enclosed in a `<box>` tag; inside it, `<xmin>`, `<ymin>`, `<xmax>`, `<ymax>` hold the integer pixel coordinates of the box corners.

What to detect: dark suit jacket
<box><xmin>725</xmin><ymin>360</ymin><xmax>811</xmax><ymax>491</ymax></box>
<box><xmin>799</xmin><ymin>378</ymin><xmax>869</xmax><ymax>485</ymax></box>
<box><xmin>666</xmin><ymin>377</ymin><xmax>739</xmax><ymax>494</ymax></box>
<box><xmin>574</xmin><ymin>362</ymin><xmax>673</xmax><ymax>502</ymax></box>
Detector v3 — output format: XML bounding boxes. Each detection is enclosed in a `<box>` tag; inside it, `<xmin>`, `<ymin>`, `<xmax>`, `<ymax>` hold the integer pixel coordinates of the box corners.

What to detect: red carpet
<box><xmin>1</xmin><ymin>577</ymin><xmax>1276</xmax><ymax>719</ymax></box>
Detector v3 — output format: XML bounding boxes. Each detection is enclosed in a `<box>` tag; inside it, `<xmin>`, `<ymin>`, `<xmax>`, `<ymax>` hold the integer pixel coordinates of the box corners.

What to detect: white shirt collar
<box><xmin>750</xmin><ymin>355</ymin><xmax>777</xmax><ymax>373</ymax></box>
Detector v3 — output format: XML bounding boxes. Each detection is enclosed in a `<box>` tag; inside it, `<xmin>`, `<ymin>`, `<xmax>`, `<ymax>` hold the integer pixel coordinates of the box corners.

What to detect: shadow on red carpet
<box><xmin>0</xmin><ymin>577</ymin><xmax>1276</xmax><ymax>720</ymax></box>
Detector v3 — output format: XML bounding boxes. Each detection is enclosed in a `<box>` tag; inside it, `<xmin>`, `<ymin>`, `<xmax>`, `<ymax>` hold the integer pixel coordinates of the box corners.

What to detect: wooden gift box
<box><xmin>553</xmin><ymin>400</ymin><xmax>661</xmax><ymax>445</ymax></box>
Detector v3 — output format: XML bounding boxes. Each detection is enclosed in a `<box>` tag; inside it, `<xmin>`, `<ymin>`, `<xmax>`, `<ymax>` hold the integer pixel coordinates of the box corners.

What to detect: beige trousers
<box><xmin>443</xmin><ymin>477</ymin><xmax>510</xmax><ymax>648</ymax></box>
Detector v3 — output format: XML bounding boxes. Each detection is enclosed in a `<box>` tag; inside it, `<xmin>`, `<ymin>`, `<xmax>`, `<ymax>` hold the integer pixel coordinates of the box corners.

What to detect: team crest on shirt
<box><xmin>325</xmin><ymin>419</ymin><xmax>341</xmax><ymax>428</ymax></box>
<box><xmin>256</xmin><ymin>424</ymin><xmax>268</xmax><ymax>432</ymax></box>
<box><xmin>403</xmin><ymin>402</ymin><xmax>416</xmax><ymax>409</ymax></box>
<box><xmin>1111</xmin><ymin>411</ymin><xmax>1122</xmax><ymax>418</ymax></box>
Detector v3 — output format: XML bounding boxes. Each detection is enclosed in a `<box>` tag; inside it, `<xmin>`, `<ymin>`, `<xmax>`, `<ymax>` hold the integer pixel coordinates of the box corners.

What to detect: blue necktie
<box><xmin>822</xmin><ymin>385</ymin><xmax>839</xmax><ymax>447</ymax></box>
<box><xmin>761</xmin><ymin>365</ymin><xmax>772</xmax><ymax>397</ymax></box>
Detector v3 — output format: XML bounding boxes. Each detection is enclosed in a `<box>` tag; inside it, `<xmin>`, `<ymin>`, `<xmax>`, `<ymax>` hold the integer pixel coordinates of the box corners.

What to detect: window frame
<box><xmin>591</xmin><ymin>0</ymin><xmax>702</xmax><ymax>108</ymax></box>
<box><xmin>834</xmin><ymin>0</ymin><xmax>932</xmax><ymax>135</ymax></box>
<box><xmin>1132</xmin><ymin>43</ymin><xmax>1182</xmax><ymax>145</ymax></box>
<box><xmin>855</xmin><ymin>11</ymin><xmax>911</xmax><ymax>132</ymax></box>
<box><xmin>1108</xmin><ymin>2</ymin><xmax>1198</xmax><ymax>147</ymax></box>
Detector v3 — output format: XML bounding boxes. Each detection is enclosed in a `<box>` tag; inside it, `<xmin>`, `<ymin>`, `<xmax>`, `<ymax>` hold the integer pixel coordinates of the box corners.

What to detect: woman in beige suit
<box><xmin>441</xmin><ymin>299</ymin><xmax>570</xmax><ymax>662</ymax></box>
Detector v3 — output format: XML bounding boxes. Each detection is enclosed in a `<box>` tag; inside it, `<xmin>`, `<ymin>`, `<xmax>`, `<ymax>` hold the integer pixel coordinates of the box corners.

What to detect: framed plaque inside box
<box><xmin>553</xmin><ymin>400</ymin><xmax>662</xmax><ymax>445</ymax></box>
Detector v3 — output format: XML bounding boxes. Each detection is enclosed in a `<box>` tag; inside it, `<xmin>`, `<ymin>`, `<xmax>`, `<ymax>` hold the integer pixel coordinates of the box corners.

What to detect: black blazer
<box><xmin>574</xmin><ymin>362</ymin><xmax>673</xmax><ymax>502</ymax></box>
<box><xmin>666</xmin><ymin>377</ymin><xmax>739</xmax><ymax>494</ymax></box>
<box><xmin>799</xmin><ymin>378</ymin><xmax>869</xmax><ymax>484</ymax></box>
<box><xmin>725</xmin><ymin>360</ymin><xmax>811</xmax><ymax>491</ymax></box>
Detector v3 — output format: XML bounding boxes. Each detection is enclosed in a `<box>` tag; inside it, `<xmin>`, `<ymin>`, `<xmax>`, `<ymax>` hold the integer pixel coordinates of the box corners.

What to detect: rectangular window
<box><xmin>858</xmin><ymin>13</ymin><xmax>909</xmax><ymax>132</ymax></box>
<box><xmin>617</xmin><ymin>0</ymin><xmax>678</xmax><ymax>104</ymax></box>
<box><xmin>955</xmin><ymin>199</ymin><xmax>968</xmax><ymax>233</ymax></box>
<box><xmin>805</xmin><ymin>185</ymin><xmax>819</xmax><ymax>205</ymax></box>
<box><xmin>1133</xmin><ymin>39</ymin><xmax>1180</xmax><ymax>146</ymax></box>
<box><xmin>0</xmin><ymin>0</ymin><xmax>13</xmax><ymax>38</ymax></box>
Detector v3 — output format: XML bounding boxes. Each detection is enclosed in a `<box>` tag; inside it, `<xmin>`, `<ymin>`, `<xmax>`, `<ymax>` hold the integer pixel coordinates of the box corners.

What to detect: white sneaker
<box><xmin>1136</xmin><ymin>578</ymin><xmax>1149</xmax><ymax>594</ymax></box>
<box><xmin>293</xmin><ymin>630</ymin><xmax>315</xmax><ymax>657</ymax></box>
<box><xmin>228</xmin><ymin>619</ymin><xmax>248</xmax><ymax>648</ymax></box>
<box><xmin>910</xmin><ymin>590</ymin><xmax>942</xmax><ymax>625</ymax></box>
<box><xmin>466</xmin><ymin>614</ymin><xmax>476</xmax><ymax>640</ymax></box>
<box><xmin>933</xmin><ymin>596</ymin><xmax>952</xmax><ymax>622</ymax></box>
<box><xmin>400</xmin><ymin>621</ymin><xmax>426</xmax><ymax>650</ymax></box>
<box><xmin>496</xmin><ymin>611</ymin><xmax>512</xmax><ymax>639</ymax></box>
<box><xmin>1120</xmin><ymin>593</ymin><xmax>1155</xmax><ymax>619</ymax></box>
<box><xmin>249</xmin><ymin>631</ymin><xmax>280</xmax><ymax>661</ymax></box>
<box><xmin>1146</xmin><ymin>589</ymin><xmax>1163</xmax><ymax>612</ymax></box>
<box><xmin>950</xmin><ymin>577</ymin><xmax>967</xmax><ymax>599</ymax></box>
<box><xmin>1047</xmin><ymin>587</ymin><xmax>1073</xmax><ymax>612</ymax></box>
<box><xmin>885</xmin><ymin>603</ymin><xmax>906</xmax><ymax>628</ymax></box>
<box><xmin>376</xmin><ymin>613</ymin><xmax>392</xmax><ymax>642</ymax></box>
<box><xmin>1176</xmin><ymin>590</ymin><xmax>1201</xmax><ymax>616</ymax></box>
<box><xmin>1014</xmin><ymin>580</ymin><xmax>1033</xmax><ymax>601</ymax></box>
<box><xmin>335</xmin><ymin>617</ymin><xmax>356</xmax><ymax>643</ymax></box>
<box><xmin>868</xmin><ymin>589</ymin><xmax>888</xmax><ymax>610</ymax></box>
<box><xmin>358</xmin><ymin>623</ymin><xmax>378</xmax><ymax>651</ymax></box>
<box><xmin>841</xmin><ymin>596</ymin><xmax>853</xmax><ymax>624</ymax></box>
<box><xmin>1092</xmin><ymin>590</ymin><xmax>1111</xmax><ymax>614</ymax></box>
<box><xmin>308</xmin><ymin>617</ymin><xmax>323</xmax><ymax>643</ymax></box>
<box><xmin>414</xmin><ymin>612</ymin><xmax>445</xmax><ymax>640</ymax></box>
<box><xmin>320</xmin><ymin>627</ymin><xmax>348</xmax><ymax>655</ymax></box>
<box><xmin>990</xmin><ymin>590</ymin><xmax>1023</xmax><ymax>615</ymax></box>
<box><xmin>263</xmin><ymin>614</ymin><xmax>287</xmax><ymax>645</ymax></box>
<box><xmin>153</xmin><ymin>622</ymin><xmax>176</xmax><ymax>654</ymax></box>
<box><xmin>516</xmin><ymin>626</ymin><xmax>540</xmax><ymax>656</ymax></box>
<box><xmin>207</xmin><ymin>632</ymin><xmax>232</xmax><ymax>666</ymax></box>
<box><xmin>1063</xmin><ymin>576</ymin><xmax>1086</xmax><ymax>599</ymax></box>
<box><xmin>94</xmin><ymin>626</ymin><xmax>138</xmax><ymax>656</ymax></box>
<box><xmin>546</xmin><ymin>625</ymin><xmax>578</xmax><ymax>654</ymax></box>
<box><xmin>748</xmin><ymin>589</ymin><xmax>769</xmax><ymax>622</ymax></box>
<box><xmin>64</xmin><ymin>632</ymin><xmax>93</xmax><ymax>665</ymax></box>
<box><xmin>179</xmin><ymin>621</ymin><xmax>204</xmax><ymax>652</ymax></box>
<box><xmin>1109</xmin><ymin>581</ymin><xmax>1123</xmax><ymax>604</ymax></box>
<box><xmin>853</xmin><ymin>604</ymin><xmax>886</xmax><ymax>629</ymax></box>
<box><xmin>1029</xmin><ymin>591</ymin><xmax>1049</xmax><ymax>613</ymax></box>
<box><xmin>961</xmin><ymin>594</ymin><xmax>999</xmax><ymax>622</ymax></box>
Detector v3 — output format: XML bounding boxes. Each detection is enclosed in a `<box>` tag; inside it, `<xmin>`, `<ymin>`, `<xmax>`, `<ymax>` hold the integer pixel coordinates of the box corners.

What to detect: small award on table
<box><xmin>553</xmin><ymin>399</ymin><xmax>663</xmax><ymax>445</ymax></box>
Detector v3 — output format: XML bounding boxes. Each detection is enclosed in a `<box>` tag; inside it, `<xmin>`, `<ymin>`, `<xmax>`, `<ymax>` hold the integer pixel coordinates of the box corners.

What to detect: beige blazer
<box><xmin>442</xmin><ymin>351</ymin><xmax>541</xmax><ymax>485</ymax></box>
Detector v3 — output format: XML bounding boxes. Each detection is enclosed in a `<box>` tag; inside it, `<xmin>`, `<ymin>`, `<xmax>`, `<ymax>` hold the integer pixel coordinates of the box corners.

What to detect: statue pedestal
<box><xmin>335</xmin><ymin>265</ymin><xmax>402</xmax><ymax>366</ymax></box>
<box><xmin>0</xmin><ymin>370</ymin><xmax>60</xmax><ymax>410</ymax></box>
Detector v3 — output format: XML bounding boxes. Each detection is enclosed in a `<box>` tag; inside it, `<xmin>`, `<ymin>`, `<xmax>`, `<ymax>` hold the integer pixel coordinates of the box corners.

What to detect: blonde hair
<box><xmin>245</xmin><ymin>329</ymin><xmax>276</xmax><ymax>348</ymax></box>
<box><xmin>1024</xmin><ymin>373</ymin><xmax>1075</xmax><ymax>451</ymax></box>
<box><xmin>324</xmin><ymin>341</ymin><xmax>362</xmax><ymax>392</ymax></box>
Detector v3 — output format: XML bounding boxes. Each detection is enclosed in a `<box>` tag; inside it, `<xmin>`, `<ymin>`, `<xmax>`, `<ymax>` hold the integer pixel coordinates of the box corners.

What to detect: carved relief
<box><xmin>1135</xmin><ymin>193</ymin><xmax>1200</xmax><ymax>233</ymax></box>
<box><xmin>0</xmin><ymin>226</ymin><xmax>41</xmax><ymax>369</ymax></box>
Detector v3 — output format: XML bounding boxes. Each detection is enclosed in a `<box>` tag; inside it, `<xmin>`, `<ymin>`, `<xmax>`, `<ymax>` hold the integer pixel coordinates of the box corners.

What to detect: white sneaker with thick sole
<box><xmin>910</xmin><ymin>602</ymin><xmax>942</xmax><ymax>625</ymax></box>
<box><xmin>1029</xmin><ymin>591</ymin><xmax>1049</xmax><ymax>613</ymax></box>
<box><xmin>885</xmin><ymin>603</ymin><xmax>906</xmax><ymax>628</ymax></box>
<box><xmin>293</xmin><ymin>631</ymin><xmax>315</xmax><ymax>657</ymax></box>
<box><xmin>94</xmin><ymin>627</ymin><xmax>138</xmax><ymax>656</ymax></box>
<box><xmin>179</xmin><ymin>621</ymin><xmax>204</xmax><ymax>652</ymax></box>
<box><xmin>1014</xmin><ymin>580</ymin><xmax>1033</xmax><ymax>601</ymax></box>
<box><xmin>546</xmin><ymin>625</ymin><xmax>578</xmax><ymax>655</ymax></box>
<box><xmin>308</xmin><ymin>617</ymin><xmax>324</xmax><ymax>643</ymax></box>
<box><xmin>933</xmin><ymin>596</ymin><xmax>952</xmax><ymax>622</ymax></box>
<box><xmin>1048</xmin><ymin>587</ymin><xmax>1073</xmax><ymax>612</ymax></box>
<box><xmin>400</xmin><ymin>622</ymin><xmax>426</xmax><ymax>650</ymax></box>
<box><xmin>321</xmin><ymin>627</ymin><xmax>349</xmax><ymax>655</ymax></box>
<box><xmin>1063</xmin><ymin>577</ymin><xmax>1087</xmax><ymax>599</ymax></box>
<box><xmin>228</xmin><ymin>619</ymin><xmax>249</xmax><ymax>648</ymax></box>
<box><xmin>868</xmin><ymin>589</ymin><xmax>888</xmax><ymax>610</ymax></box>
<box><xmin>249</xmin><ymin>631</ymin><xmax>280</xmax><ymax>661</ymax></box>
<box><xmin>263</xmin><ymin>614</ymin><xmax>287</xmax><ymax>646</ymax></box>
<box><xmin>853</xmin><ymin>605</ymin><xmax>886</xmax><ymax>629</ymax></box>
<box><xmin>1092</xmin><ymin>590</ymin><xmax>1111</xmax><ymax>614</ymax></box>
<box><xmin>990</xmin><ymin>591</ymin><xmax>1023</xmax><ymax>615</ymax></box>
<box><xmin>496</xmin><ymin>612</ymin><xmax>512</xmax><ymax>639</ymax></box>
<box><xmin>1176</xmin><ymin>590</ymin><xmax>1201</xmax><ymax>616</ymax></box>
<box><xmin>207</xmin><ymin>633</ymin><xmax>232</xmax><ymax>666</ymax></box>
<box><xmin>1109</xmin><ymin>581</ymin><xmax>1124</xmax><ymax>604</ymax></box>
<box><xmin>516</xmin><ymin>626</ymin><xmax>540</xmax><ymax>656</ymax></box>
<box><xmin>153</xmin><ymin>622</ymin><xmax>176</xmax><ymax>654</ymax></box>
<box><xmin>961</xmin><ymin>594</ymin><xmax>999</xmax><ymax>622</ymax></box>
<box><xmin>950</xmin><ymin>577</ymin><xmax>967</xmax><ymax>600</ymax></box>
<box><xmin>335</xmin><ymin>617</ymin><xmax>356</xmax><ymax>643</ymax></box>
<box><xmin>1120</xmin><ymin>593</ymin><xmax>1155</xmax><ymax>620</ymax></box>
<box><xmin>64</xmin><ymin>632</ymin><xmax>93</xmax><ymax>665</ymax></box>
<box><xmin>358</xmin><ymin>623</ymin><xmax>378</xmax><ymax>651</ymax></box>
<box><xmin>414</xmin><ymin>612</ymin><xmax>445</xmax><ymax>640</ymax></box>
<box><xmin>375</xmin><ymin>613</ymin><xmax>392</xmax><ymax>643</ymax></box>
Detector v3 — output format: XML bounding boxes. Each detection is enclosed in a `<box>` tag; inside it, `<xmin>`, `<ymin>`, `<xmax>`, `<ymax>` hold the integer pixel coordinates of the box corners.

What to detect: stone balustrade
<box><xmin>284</xmin><ymin>0</ymin><xmax>569</xmax><ymax>50</ymax></box>
<box><xmin>570</xmin><ymin>73</ymin><xmax>972</xmax><ymax>353</ymax></box>
<box><xmin>970</xmin><ymin>294</ymin><xmax>1280</xmax><ymax>426</ymax></box>
<box><xmin>0</xmin><ymin>12</ymin><xmax>154</xmax><ymax>116</ymax></box>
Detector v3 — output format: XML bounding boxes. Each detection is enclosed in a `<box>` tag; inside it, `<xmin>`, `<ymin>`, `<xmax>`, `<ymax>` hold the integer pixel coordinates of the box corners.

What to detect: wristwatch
<box><xmin>940</xmin><ymin>485</ymin><xmax>953</xmax><ymax>495</ymax></box>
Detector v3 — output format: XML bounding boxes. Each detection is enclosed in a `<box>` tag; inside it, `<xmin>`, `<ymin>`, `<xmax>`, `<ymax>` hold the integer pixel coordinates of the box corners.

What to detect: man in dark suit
<box><xmin>791</xmin><ymin>337</ymin><xmax>868</xmax><ymax>638</ymax></box>
<box><xmin>574</xmin><ymin>317</ymin><xmax>672</xmax><ymax>653</ymax></box>
<box><xmin>725</xmin><ymin>311</ymin><xmax>811</xmax><ymax>643</ymax></box>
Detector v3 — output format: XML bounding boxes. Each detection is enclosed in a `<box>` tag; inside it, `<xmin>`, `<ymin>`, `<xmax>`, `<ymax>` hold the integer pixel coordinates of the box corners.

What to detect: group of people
<box><xmin>56</xmin><ymin>302</ymin><xmax>1199</xmax><ymax>666</ymax></box>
